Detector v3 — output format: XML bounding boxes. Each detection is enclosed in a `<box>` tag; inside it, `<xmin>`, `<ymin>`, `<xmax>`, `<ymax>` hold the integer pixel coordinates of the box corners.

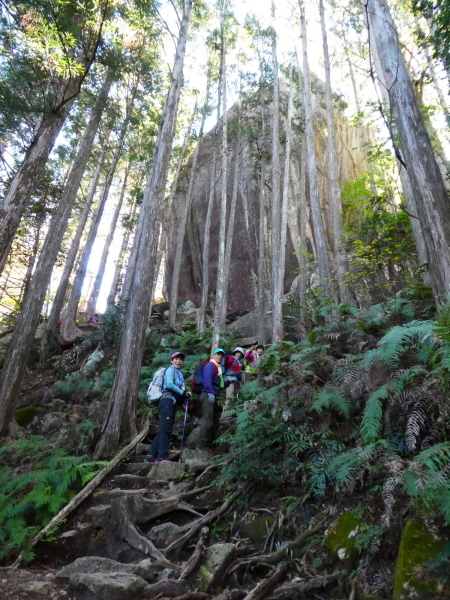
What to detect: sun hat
<box><xmin>171</xmin><ymin>351</ymin><xmax>185</xmax><ymax>359</ymax></box>
<box><xmin>213</xmin><ymin>348</ymin><xmax>225</xmax><ymax>355</ymax></box>
<box><xmin>233</xmin><ymin>347</ymin><xmax>245</xmax><ymax>355</ymax></box>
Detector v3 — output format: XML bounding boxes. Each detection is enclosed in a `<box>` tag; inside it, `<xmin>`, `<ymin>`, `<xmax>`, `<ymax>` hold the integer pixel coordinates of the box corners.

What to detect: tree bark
<box><xmin>85</xmin><ymin>167</ymin><xmax>130</xmax><ymax>319</ymax></box>
<box><xmin>270</xmin><ymin>0</ymin><xmax>281</xmax><ymax>343</ymax></box>
<box><xmin>320</xmin><ymin>0</ymin><xmax>351</xmax><ymax>305</ymax></box>
<box><xmin>197</xmin><ymin>150</ymin><xmax>217</xmax><ymax>333</ymax></box>
<box><xmin>273</xmin><ymin>66</ymin><xmax>294</xmax><ymax>341</ymax></box>
<box><xmin>41</xmin><ymin>146</ymin><xmax>108</xmax><ymax>359</ymax></box>
<box><xmin>0</xmin><ymin>68</ymin><xmax>113</xmax><ymax>435</ymax></box>
<box><xmin>364</xmin><ymin>0</ymin><xmax>450</xmax><ymax>300</ymax></box>
<box><xmin>59</xmin><ymin>108</ymin><xmax>131</xmax><ymax>344</ymax></box>
<box><xmin>94</xmin><ymin>0</ymin><xmax>193</xmax><ymax>458</ymax></box>
<box><xmin>211</xmin><ymin>31</ymin><xmax>228</xmax><ymax>353</ymax></box>
<box><xmin>257</xmin><ymin>70</ymin><xmax>267</xmax><ymax>345</ymax></box>
<box><xmin>168</xmin><ymin>99</ymin><xmax>206</xmax><ymax>328</ymax></box>
<box><xmin>300</xmin><ymin>5</ymin><xmax>333</xmax><ymax>299</ymax></box>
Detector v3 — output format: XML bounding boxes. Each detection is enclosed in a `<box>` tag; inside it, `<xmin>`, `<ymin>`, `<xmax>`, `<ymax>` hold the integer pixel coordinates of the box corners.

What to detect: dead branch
<box><xmin>269</xmin><ymin>571</ymin><xmax>343</xmax><ymax>599</ymax></box>
<box><xmin>12</xmin><ymin>419</ymin><xmax>150</xmax><ymax>568</ymax></box>
<box><xmin>243</xmin><ymin>563</ymin><xmax>289</xmax><ymax>600</ymax></box>
<box><xmin>229</xmin><ymin>518</ymin><xmax>328</xmax><ymax>572</ymax></box>
<box><xmin>178</xmin><ymin>526</ymin><xmax>209</xmax><ymax>580</ymax></box>
<box><xmin>164</xmin><ymin>491</ymin><xmax>241</xmax><ymax>556</ymax></box>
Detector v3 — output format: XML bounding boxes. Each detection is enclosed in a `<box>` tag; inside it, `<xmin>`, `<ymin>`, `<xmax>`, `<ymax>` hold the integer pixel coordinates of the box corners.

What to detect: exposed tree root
<box><xmin>178</xmin><ymin>484</ymin><xmax>214</xmax><ymax>499</ymax></box>
<box><xmin>242</xmin><ymin>563</ymin><xmax>289</xmax><ymax>600</ymax></box>
<box><xmin>112</xmin><ymin>493</ymin><xmax>202</xmax><ymax>526</ymax></box>
<box><xmin>164</xmin><ymin>491</ymin><xmax>241</xmax><ymax>556</ymax></box>
<box><xmin>12</xmin><ymin>419</ymin><xmax>150</xmax><ymax>568</ymax></box>
<box><xmin>178</xmin><ymin>526</ymin><xmax>209</xmax><ymax>580</ymax></box>
<box><xmin>229</xmin><ymin>518</ymin><xmax>328</xmax><ymax>572</ymax></box>
<box><xmin>196</xmin><ymin>460</ymin><xmax>230</xmax><ymax>484</ymax></box>
<box><xmin>269</xmin><ymin>571</ymin><xmax>344</xmax><ymax>599</ymax></box>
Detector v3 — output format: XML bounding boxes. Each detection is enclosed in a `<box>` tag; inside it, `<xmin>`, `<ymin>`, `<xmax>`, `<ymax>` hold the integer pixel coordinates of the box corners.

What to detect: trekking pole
<box><xmin>179</xmin><ymin>401</ymin><xmax>189</xmax><ymax>462</ymax></box>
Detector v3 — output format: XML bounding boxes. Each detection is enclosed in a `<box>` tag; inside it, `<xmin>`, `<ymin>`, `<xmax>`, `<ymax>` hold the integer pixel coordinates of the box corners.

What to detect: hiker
<box><xmin>88</xmin><ymin>313</ymin><xmax>99</xmax><ymax>324</ymax></box>
<box><xmin>197</xmin><ymin>348</ymin><xmax>236</xmax><ymax>451</ymax></box>
<box><xmin>245</xmin><ymin>344</ymin><xmax>265</xmax><ymax>368</ymax></box>
<box><xmin>223</xmin><ymin>347</ymin><xmax>245</xmax><ymax>400</ymax></box>
<box><xmin>145</xmin><ymin>351</ymin><xmax>191</xmax><ymax>463</ymax></box>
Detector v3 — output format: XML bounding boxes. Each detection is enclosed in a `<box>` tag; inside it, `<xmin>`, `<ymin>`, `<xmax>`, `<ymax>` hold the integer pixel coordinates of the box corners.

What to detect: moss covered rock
<box><xmin>241</xmin><ymin>516</ymin><xmax>275</xmax><ymax>550</ymax></box>
<box><xmin>326</xmin><ymin>512</ymin><xmax>361</xmax><ymax>561</ymax></box>
<box><xmin>393</xmin><ymin>519</ymin><xmax>447</xmax><ymax>600</ymax></box>
<box><xmin>14</xmin><ymin>406</ymin><xmax>43</xmax><ymax>426</ymax></box>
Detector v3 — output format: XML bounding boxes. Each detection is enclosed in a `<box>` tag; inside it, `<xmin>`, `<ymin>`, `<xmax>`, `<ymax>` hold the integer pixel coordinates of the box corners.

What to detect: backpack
<box><xmin>222</xmin><ymin>356</ymin><xmax>239</xmax><ymax>377</ymax></box>
<box><xmin>147</xmin><ymin>367</ymin><xmax>167</xmax><ymax>405</ymax></box>
<box><xmin>190</xmin><ymin>361</ymin><xmax>217</xmax><ymax>395</ymax></box>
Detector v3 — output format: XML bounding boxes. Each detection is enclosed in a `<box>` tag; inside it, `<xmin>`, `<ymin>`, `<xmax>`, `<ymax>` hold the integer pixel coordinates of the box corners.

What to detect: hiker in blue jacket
<box><xmin>196</xmin><ymin>348</ymin><xmax>236</xmax><ymax>451</ymax></box>
<box><xmin>145</xmin><ymin>352</ymin><xmax>191</xmax><ymax>463</ymax></box>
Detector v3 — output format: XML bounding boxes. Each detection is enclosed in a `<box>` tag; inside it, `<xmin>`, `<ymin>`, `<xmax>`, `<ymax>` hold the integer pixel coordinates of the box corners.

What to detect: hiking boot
<box><xmin>143</xmin><ymin>455</ymin><xmax>156</xmax><ymax>463</ymax></box>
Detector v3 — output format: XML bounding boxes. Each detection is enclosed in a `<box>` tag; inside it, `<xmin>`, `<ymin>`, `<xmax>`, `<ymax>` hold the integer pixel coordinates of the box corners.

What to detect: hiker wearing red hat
<box><xmin>145</xmin><ymin>351</ymin><xmax>191</xmax><ymax>463</ymax></box>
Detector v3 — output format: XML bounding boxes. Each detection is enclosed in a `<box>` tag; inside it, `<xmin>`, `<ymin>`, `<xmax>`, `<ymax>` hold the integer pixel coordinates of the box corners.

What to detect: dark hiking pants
<box><xmin>197</xmin><ymin>391</ymin><xmax>220</xmax><ymax>450</ymax></box>
<box><xmin>150</xmin><ymin>395</ymin><xmax>176</xmax><ymax>459</ymax></box>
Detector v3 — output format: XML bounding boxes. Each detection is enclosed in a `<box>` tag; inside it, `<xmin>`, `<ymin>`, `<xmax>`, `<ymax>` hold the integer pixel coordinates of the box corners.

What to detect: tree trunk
<box><xmin>59</xmin><ymin>109</ymin><xmax>131</xmax><ymax>344</ymax></box>
<box><xmin>342</xmin><ymin>28</ymin><xmax>378</xmax><ymax>196</ymax></box>
<box><xmin>106</xmin><ymin>199</ymin><xmax>138</xmax><ymax>307</ymax></box>
<box><xmin>211</xmin><ymin>34</ymin><xmax>228</xmax><ymax>353</ymax></box>
<box><xmin>85</xmin><ymin>167</ymin><xmax>130</xmax><ymax>319</ymax></box>
<box><xmin>364</xmin><ymin>0</ymin><xmax>450</xmax><ymax>300</ymax></box>
<box><xmin>197</xmin><ymin>150</ymin><xmax>217</xmax><ymax>333</ymax></box>
<box><xmin>300</xmin><ymin>5</ymin><xmax>333</xmax><ymax>298</ymax></box>
<box><xmin>257</xmin><ymin>61</ymin><xmax>267</xmax><ymax>345</ymax></box>
<box><xmin>168</xmin><ymin>99</ymin><xmax>207</xmax><ymax>328</ymax></box>
<box><xmin>0</xmin><ymin>68</ymin><xmax>113</xmax><ymax>436</ymax></box>
<box><xmin>320</xmin><ymin>0</ymin><xmax>351</xmax><ymax>305</ymax></box>
<box><xmin>41</xmin><ymin>146</ymin><xmax>108</xmax><ymax>359</ymax></box>
<box><xmin>270</xmin><ymin>0</ymin><xmax>281</xmax><ymax>343</ymax></box>
<box><xmin>273</xmin><ymin>66</ymin><xmax>294</xmax><ymax>341</ymax></box>
<box><xmin>95</xmin><ymin>0</ymin><xmax>193</xmax><ymax>458</ymax></box>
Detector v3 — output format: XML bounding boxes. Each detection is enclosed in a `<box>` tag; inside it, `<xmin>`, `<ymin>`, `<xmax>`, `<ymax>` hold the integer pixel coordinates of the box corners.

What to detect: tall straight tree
<box><xmin>299</xmin><ymin>3</ymin><xmax>333</xmax><ymax>299</ymax></box>
<box><xmin>0</xmin><ymin>1</ymin><xmax>110</xmax><ymax>273</ymax></box>
<box><xmin>257</xmin><ymin>50</ymin><xmax>267</xmax><ymax>345</ymax></box>
<box><xmin>273</xmin><ymin>65</ymin><xmax>294</xmax><ymax>341</ymax></box>
<box><xmin>0</xmin><ymin>66</ymin><xmax>113</xmax><ymax>435</ymax></box>
<box><xmin>168</xmin><ymin>98</ymin><xmax>207</xmax><ymax>329</ymax></box>
<box><xmin>59</xmin><ymin>102</ymin><xmax>133</xmax><ymax>344</ymax></box>
<box><xmin>85</xmin><ymin>166</ymin><xmax>130</xmax><ymax>318</ymax></box>
<box><xmin>363</xmin><ymin>0</ymin><xmax>450</xmax><ymax>300</ymax></box>
<box><xmin>211</xmin><ymin>14</ymin><xmax>229</xmax><ymax>353</ymax></box>
<box><xmin>319</xmin><ymin>0</ymin><xmax>350</xmax><ymax>305</ymax></box>
<box><xmin>95</xmin><ymin>0</ymin><xmax>193</xmax><ymax>457</ymax></box>
<box><xmin>270</xmin><ymin>0</ymin><xmax>282</xmax><ymax>342</ymax></box>
<box><xmin>40</xmin><ymin>144</ymin><xmax>108</xmax><ymax>359</ymax></box>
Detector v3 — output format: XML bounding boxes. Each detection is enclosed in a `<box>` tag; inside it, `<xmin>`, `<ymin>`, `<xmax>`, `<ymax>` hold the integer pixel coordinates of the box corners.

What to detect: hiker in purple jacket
<box><xmin>196</xmin><ymin>348</ymin><xmax>235</xmax><ymax>450</ymax></box>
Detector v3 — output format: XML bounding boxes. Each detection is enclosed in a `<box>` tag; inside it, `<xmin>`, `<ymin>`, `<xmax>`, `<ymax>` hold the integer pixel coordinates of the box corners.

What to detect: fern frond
<box><xmin>312</xmin><ymin>387</ymin><xmax>351</xmax><ymax>418</ymax></box>
<box><xmin>361</xmin><ymin>385</ymin><xmax>389</xmax><ymax>442</ymax></box>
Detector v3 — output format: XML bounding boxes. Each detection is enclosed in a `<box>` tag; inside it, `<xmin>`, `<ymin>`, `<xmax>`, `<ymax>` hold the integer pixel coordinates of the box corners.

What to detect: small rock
<box><xmin>183</xmin><ymin>449</ymin><xmax>210</xmax><ymax>473</ymax></box>
<box><xmin>185</xmin><ymin>427</ymin><xmax>200</xmax><ymax>449</ymax></box>
<box><xmin>148</xmin><ymin>522</ymin><xmax>180</xmax><ymax>547</ymax></box>
<box><xmin>135</xmin><ymin>559</ymin><xmax>157</xmax><ymax>582</ymax></box>
<box><xmin>194</xmin><ymin>543</ymin><xmax>236</xmax><ymax>592</ymax></box>
<box><xmin>69</xmin><ymin>572</ymin><xmax>149</xmax><ymax>600</ymax></box>
<box><xmin>59</xmin><ymin>529</ymin><xmax>78</xmax><ymax>539</ymax></box>
<box><xmin>56</xmin><ymin>557</ymin><xmax>139</xmax><ymax>581</ymax></box>
<box><xmin>148</xmin><ymin>461</ymin><xmax>185</xmax><ymax>482</ymax></box>
<box><xmin>80</xmin><ymin>348</ymin><xmax>105</xmax><ymax>375</ymax></box>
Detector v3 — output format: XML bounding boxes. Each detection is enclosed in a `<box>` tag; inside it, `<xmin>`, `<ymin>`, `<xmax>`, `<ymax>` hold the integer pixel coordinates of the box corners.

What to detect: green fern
<box><xmin>312</xmin><ymin>387</ymin><xmax>351</xmax><ymax>418</ymax></box>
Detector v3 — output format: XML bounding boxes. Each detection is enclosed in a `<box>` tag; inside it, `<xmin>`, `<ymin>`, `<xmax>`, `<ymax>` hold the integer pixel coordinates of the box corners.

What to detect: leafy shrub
<box><xmin>52</xmin><ymin>371</ymin><xmax>93</xmax><ymax>401</ymax></box>
<box><xmin>0</xmin><ymin>436</ymin><xmax>106</xmax><ymax>562</ymax></box>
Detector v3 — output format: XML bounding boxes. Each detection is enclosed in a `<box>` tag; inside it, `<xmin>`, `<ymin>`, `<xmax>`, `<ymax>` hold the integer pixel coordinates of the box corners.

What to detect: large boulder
<box><xmin>326</xmin><ymin>512</ymin><xmax>361</xmax><ymax>562</ymax></box>
<box><xmin>148</xmin><ymin>461</ymin><xmax>185</xmax><ymax>482</ymax></box>
<box><xmin>194</xmin><ymin>543</ymin><xmax>236</xmax><ymax>592</ymax></box>
<box><xmin>147</xmin><ymin>523</ymin><xmax>180</xmax><ymax>548</ymax></box>
<box><xmin>57</xmin><ymin>557</ymin><xmax>156</xmax><ymax>583</ymax></box>
<box><xmin>68</xmin><ymin>572</ymin><xmax>149</xmax><ymax>600</ymax></box>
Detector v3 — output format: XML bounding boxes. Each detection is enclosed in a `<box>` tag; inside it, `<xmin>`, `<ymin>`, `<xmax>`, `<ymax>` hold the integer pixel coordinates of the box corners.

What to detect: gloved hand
<box><xmin>207</xmin><ymin>393</ymin><xmax>216</xmax><ymax>404</ymax></box>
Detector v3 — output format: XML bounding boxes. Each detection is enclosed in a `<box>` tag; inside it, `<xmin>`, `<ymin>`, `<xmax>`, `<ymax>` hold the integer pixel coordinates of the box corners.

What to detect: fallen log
<box><xmin>12</xmin><ymin>419</ymin><xmax>151</xmax><ymax>568</ymax></box>
<box><xmin>242</xmin><ymin>563</ymin><xmax>289</xmax><ymax>600</ymax></box>
<box><xmin>269</xmin><ymin>571</ymin><xmax>343</xmax><ymax>599</ymax></box>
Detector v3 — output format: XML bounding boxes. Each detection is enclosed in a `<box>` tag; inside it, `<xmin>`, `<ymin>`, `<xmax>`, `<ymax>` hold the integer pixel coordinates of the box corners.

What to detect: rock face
<box><xmin>164</xmin><ymin>78</ymin><xmax>371</xmax><ymax>316</ymax></box>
